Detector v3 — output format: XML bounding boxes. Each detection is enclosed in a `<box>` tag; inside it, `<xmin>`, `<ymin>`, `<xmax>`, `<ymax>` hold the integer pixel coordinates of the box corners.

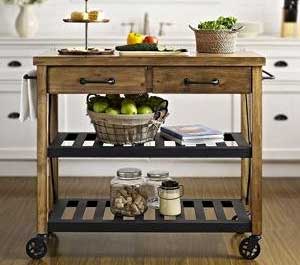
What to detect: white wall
<box><xmin>0</xmin><ymin>0</ymin><xmax>283</xmax><ymax>38</ymax></box>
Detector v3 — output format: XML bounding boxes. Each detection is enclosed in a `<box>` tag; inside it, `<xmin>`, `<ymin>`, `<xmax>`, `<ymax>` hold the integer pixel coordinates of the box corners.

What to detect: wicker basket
<box><xmin>87</xmin><ymin>109</ymin><xmax>168</xmax><ymax>145</ymax></box>
<box><xmin>189</xmin><ymin>25</ymin><xmax>242</xmax><ymax>54</ymax></box>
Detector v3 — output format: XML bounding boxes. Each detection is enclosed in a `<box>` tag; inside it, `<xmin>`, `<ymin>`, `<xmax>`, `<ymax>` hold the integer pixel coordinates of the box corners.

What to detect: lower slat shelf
<box><xmin>48</xmin><ymin>132</ymin><xmax>251</xmax><ymax>158</ymax></box>
<box><xmin>48</xmin><ymin>199</ymin><xmax>251</xmax><ymax>233</ymax></box>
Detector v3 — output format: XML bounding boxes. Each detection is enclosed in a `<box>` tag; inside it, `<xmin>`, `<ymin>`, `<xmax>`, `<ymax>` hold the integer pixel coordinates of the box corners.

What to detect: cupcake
<box><xmin>71</xmin><ymin>11</ymin><xmax>89</xmax><ymax>21</ymax></box>
<box><xmin>88</xmin><ymin>10</ymin><xmax>103</xmax><ymax>21</ymax></box>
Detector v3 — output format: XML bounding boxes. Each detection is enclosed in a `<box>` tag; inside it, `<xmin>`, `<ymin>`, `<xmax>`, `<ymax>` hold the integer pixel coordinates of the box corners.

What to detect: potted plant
<box><xmin>1</xmin><ymin>0</ymin><xmax>46</xmax><ymax>38</ymax></box>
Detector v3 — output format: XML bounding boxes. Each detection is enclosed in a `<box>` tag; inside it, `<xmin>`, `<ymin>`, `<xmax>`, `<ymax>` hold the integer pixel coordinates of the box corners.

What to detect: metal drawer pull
<box><xmin>8</xmin><ymin>60</ymin><xmax>22</xmax><ymax>67</ymax></box>
<box><xmin>23</xmin><ymin>74</ymin><xmax>37</xmax><ymax>80</ymax></box>
<box><xmin>274</xmin><ymin>60</ymin><xmax>288</xmax><ymax>67</ymax></box>
<box><xmin>8</xmin><ymin>112</ymin><xmax>20</xmax><ymax>119</ymax></box>
<box><xmin>262</xmin><ymin>70</ymin><xmax>275</xmax><ymax>80</ymax></box>
<box><xmin>80</xmin><ymin>77</ymin><xmax>116</xmax><ymax>85</ymax></box>
<box><xmin>184</xmin><ymin>78</ymin><xmax>220</xmax><ymax>86</ymax></box>
<box><xmin>274</xmin><ymin>114</ymin><xmax>288</xmax><ymax>121</ymax></box>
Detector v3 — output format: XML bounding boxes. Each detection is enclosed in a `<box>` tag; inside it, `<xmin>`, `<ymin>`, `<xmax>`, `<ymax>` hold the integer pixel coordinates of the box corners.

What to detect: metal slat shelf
<box><xmin>48</xmin><ymin>199</ymin><xmax>251</xmax><ymax>233</ymax></box>
<box><xmin>48</xmin><ymin>132</ymin><xmax>251</xmax><ymax>158</ymax></box>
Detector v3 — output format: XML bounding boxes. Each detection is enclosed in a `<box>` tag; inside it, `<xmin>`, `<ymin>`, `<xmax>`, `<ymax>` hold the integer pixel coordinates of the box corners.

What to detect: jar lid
<box><xmin>161</xmin><ymin>180</ymin><xmax>179</xmax><ymax>190</ymax></box>
<box><xmin>117</xmin><ymin>168</ymin><xmax>142</xmax><ymax>179</ymax></box>
<box><xmin>147</xmin><ymin>170</ymin><xmax>169</xmax><ymax>180</ymax></box>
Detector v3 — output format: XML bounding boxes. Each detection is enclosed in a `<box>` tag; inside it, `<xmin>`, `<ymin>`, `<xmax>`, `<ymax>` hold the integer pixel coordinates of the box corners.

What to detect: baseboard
<box><xmin>0</xmin><ymin>158</ymin><xmax>299</xmax><ymax>177</ymax></box>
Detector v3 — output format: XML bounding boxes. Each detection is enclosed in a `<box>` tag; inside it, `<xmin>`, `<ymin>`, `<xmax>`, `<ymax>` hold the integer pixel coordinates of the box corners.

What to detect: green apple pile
<box><xmin>88</xmin><ymin>94</ymin><xmax>167</xmax><ymax>115</ymax></box>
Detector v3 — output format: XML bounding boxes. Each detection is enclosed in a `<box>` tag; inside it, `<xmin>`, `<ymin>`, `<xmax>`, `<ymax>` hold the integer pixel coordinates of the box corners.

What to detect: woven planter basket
<box><xmin>88</xmin><ymin>110</ymin><xmax>168</xmax><ymax>145</ymax></box>
<box><xmin>189</xmin><ymin>25</ymin><xmax>242</xmax><ymax>54</ymax></box>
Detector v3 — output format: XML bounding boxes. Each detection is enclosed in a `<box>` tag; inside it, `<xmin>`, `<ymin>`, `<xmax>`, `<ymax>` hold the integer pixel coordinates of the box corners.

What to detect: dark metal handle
<box><xmin>274</xmin><ymin>114</ymin><xmax>288</xmax><ymax>121</ymax></box>
<box><xmin>184</xmin><ymin>78</ymin><xmax>220</xmax><ymax>86</ymax></box>
<box><xmin>262</xmin><ymin>70</ymin><xmax>275</xmax><ymax>80</ymax></box>
<box><xmin>8</xmin><ymin>60</ymin><xmax>22</xmax><ymax>67</ymax></box>
<box><xmin>274</xmin><ymin>60</ymin><xmax>288</xmax><ymax>67</ymax></box>
<box><xmin>23</xmin><ymin>74</ymin><xmax>37</xmax><ymax>80</ymax></box>
<box><xmin>80</xmin><ymin>78</ymin><xmax>116</xmax><ymax>85</ymax></box>
<box><xmin>7</xmin><ymin>112</ymin><xmax>20</xmax><ymax>119</ymax></box>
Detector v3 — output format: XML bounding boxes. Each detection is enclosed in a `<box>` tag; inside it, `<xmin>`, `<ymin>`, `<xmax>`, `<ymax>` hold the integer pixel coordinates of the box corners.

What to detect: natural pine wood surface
<box><xmin>33</xmin><ymin>52</ymin><xmax>266</xmax><ymax>66</ymax></box>
<box><xmin>0</xmin><ymin>177</ymin><xmax>299</xmax><ymax>265</ymax></box>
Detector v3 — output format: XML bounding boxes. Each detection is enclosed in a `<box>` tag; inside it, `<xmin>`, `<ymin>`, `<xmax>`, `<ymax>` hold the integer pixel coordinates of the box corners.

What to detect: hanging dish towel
<box><xmin>19</xmin><ymin>70</ymin><xmax>37</xmax><ymax>122</ymax></box>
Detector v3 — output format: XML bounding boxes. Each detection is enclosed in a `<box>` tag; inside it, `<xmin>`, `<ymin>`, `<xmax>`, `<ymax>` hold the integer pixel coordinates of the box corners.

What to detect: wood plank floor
<box><xmin>0</xmin><ymin>177</ymin><xmax>299</xmax><ymax>265</ymax></box>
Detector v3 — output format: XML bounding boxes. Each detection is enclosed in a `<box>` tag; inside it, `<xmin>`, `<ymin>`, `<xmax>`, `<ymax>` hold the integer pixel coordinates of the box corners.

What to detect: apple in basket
<box><xmin>105</xmin><ymin>107</ymin><xmax>120</xmax><ymax>115</ymax></box>
<box><xmin>121</xmin><ymin>99</ymin><xmax>138</xmax><ymax>115</ymax></box>
<box><xmin>93</xmin><ymin>98</ymin><xmax>109</xmax><ymax>113</ymax></box>
<box><xmin>137</xmin><ymin>105</ymin><xmax>153</xmax><ymax>114</ymax></box>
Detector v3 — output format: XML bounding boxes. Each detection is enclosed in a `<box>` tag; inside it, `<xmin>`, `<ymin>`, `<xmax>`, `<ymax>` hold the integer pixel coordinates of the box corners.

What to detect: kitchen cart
<box><xmin>26</xmin><ymin>52</ymin><xmax>267</xmax><ymax>260</ymax></box>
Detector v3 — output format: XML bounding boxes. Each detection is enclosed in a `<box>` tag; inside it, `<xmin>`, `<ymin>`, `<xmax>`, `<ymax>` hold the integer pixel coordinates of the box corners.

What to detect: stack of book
<box><xmin>160</xmin><ymin>124</ymin><xmax>224</xmax><ymax>145</ymax></box>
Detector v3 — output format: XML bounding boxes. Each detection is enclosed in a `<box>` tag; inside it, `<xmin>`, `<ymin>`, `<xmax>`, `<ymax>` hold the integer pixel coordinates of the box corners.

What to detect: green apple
<box><xmin>105</xmin><ymin>107</ymin><xmax>120</xmax><ymax>115</ymax></box>
<box><xmin>137</xmin><ymin>105</ymin><xmax>153</xmax><ymax>114</ymax></box>
<box><xmin>121</xmin><ymin>101</ymin><xmax>137</xmax><ymax>115</ymax></box>
<box><xmin>93</xmin><ymin>100</ymin><xmax>109</xmax><ymax>113</ymax></box>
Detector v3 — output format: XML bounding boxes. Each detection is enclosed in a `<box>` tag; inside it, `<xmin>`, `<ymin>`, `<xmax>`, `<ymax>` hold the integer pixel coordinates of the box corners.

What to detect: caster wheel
<box><xmin>239</xmin><ymin>236</ymin><xmax>261</xmax><ymax>260</ymax></box>
<box><xmin>26</xmin><ymin>236</ymin><xmax>47</xmax><ymax>259</ymax></box>
<box><xmin>232</xmin><ymin>215</ymin><xmax>238</xmax><ymax>221</ymax></box>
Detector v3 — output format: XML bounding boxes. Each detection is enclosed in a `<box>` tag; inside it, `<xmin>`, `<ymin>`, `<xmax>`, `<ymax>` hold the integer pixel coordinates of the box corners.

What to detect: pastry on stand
<box><xmin>61</xmin><ymin>0</ymin><xmax>111</xmax><ymax>55</ymax></box>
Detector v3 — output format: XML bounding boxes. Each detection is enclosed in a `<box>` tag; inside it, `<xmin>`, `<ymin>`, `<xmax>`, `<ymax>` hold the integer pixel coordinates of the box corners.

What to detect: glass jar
<box><xmin>110</xmin><ymin>168</ymin><xmax>148</xmax><ymax>217</ymax></box>
<box><xmin>145</xmin><ymin>170</ymin><xmax>171</xmax><ymax>209</ymax></box>
<box><xmin>158</xmin><ymin>180</ymin><xmax>184</xmax><ymax>216</ymax></box>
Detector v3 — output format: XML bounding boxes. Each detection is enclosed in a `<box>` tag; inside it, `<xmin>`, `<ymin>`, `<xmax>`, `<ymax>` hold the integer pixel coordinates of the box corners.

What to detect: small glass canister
<box><xmin>158</xmin><ymin>180</ymin><xmax>184</xmax><ymax>216</ymax></box>
<box><xmin>110</xmin><ymin>168</ymin><xmax>148</xmax><ymax>217</ymax></box>
<box><xmin>145</xmin><ymin>170</ymin><xmax>171</xmax><ymax>209</ymax></box>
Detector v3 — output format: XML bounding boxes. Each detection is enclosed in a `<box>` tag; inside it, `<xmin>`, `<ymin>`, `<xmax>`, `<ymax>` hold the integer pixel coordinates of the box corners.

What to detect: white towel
<box><xmin>19</xmin><ymin>70</ymin><xmax>37</xmax><ymax>122</ymax></box>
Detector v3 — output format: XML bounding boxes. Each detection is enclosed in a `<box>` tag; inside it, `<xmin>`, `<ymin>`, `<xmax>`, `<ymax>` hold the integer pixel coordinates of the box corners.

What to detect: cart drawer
<box><xmin>153</xmin><ymin>67</ymin><xmax>251</xmax><ymax>94</ymax></box>
<box><xmin>48</xmin><ymin>67</ymin><xmax>147</xmax><ymax>94</ymax></box>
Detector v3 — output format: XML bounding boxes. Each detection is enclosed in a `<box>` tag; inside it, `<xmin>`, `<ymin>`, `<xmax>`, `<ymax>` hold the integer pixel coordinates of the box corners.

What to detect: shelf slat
<box><xmin>48</xmin><ymin>132</ymin><xmax>251</xmax><ymax>158</ymax></box>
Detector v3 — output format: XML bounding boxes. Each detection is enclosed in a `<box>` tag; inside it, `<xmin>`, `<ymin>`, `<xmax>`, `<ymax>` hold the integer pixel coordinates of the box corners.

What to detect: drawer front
<box><xmin>233</xmin><ymin>90</ymin><xmax>300</xmax><ymax>159</ymax></box>
<box><xmin>0</xmin><ymin>89</ymin><xmax>36</xmax><ymax>158</ymax></box>
<box><xmin>0</xmin><ymin>57</ymin><xmax>33</xmax><ymax>69</ymax></box>
<box><xmin>265</xmin><ymin>57</ymin><xmax>300</xmax><ymax>81</ymax></box>
<box><xmin>153</xmin><ymin>67</ymin><xmax>251</xmax><ymax>94</ymax></box>
<box><xmin>48</xmin><ymin>67</ymin><xmax>147</xmax><ymax>94</ymax></box>
<box><xmin>0</xmin><ymin>56</ymin><xmax>33</xmax><ymax>80</ymax></box>
<box><xmin>263</xmin><ymin>92</ymin><xmax>300</xmax><ymax>153</ymax></box>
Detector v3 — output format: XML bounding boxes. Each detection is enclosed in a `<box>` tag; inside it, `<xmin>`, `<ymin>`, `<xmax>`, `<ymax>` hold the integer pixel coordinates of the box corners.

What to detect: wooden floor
<box><xmin>0</xmin><ymin>177</ymin><xmax>299</xmax><ymax>265</ymax></box>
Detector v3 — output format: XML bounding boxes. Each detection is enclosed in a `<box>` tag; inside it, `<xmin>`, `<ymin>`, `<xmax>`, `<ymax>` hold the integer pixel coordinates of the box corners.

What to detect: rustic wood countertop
<box><xmin>34</xmin><ymin>51</ymin><xmax>266</xmax><ymax>66</ymax></box>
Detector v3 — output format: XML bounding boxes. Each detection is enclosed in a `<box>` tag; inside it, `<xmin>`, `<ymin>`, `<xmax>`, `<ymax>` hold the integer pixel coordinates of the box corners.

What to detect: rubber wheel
<box><xmin>232</xmin><ymin>215</ymin><xmax>238</xmax><ymax>221</ymax></box>
<box><xmin>26</xmin><ymin>236</ymin><xmax>47</xmax><ymax>259</ymax></box>
<box><xmin>239</xmin><ymin>237</ymin><xmax>261</xmax><ymax>260</ymax></box>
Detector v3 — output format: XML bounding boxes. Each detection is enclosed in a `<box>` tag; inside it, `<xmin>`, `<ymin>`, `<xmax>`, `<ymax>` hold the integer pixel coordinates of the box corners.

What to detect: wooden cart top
<box><xmin>33</xmin><ymin>51</ymin><xmax>266</xmax><ymax>67</ymax></box>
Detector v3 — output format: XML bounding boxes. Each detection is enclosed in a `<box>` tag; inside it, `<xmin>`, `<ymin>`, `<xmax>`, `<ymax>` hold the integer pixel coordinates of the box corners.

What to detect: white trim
<box><xmin>0</xmin><ymin>36</ymin><xmax>300</xmax><ymax>47</ymax></box>
<box><xmin>70</xmin><ymin>0</ymin><xmax>220</xmax><ymax>3</ymax></box>
<box><xmin>0</xmin><ymin>159</ymin><xmax>299</xmax><ymax>177</ymax></box>
<box><xmin>0</xmin><ymin>148</ymin><xmax>36</xmax><ymax>160</ymax></box>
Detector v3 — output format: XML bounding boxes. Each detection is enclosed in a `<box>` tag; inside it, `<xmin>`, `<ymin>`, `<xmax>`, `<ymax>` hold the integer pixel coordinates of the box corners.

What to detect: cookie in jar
<box><xmin>110</xmin><ymin>168</ymin><xmax>148</xmax><ymax>217</ymax></box>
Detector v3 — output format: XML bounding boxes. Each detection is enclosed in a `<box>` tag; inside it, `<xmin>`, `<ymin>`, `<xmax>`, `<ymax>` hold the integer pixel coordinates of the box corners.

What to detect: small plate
<box><xmin>63</xmin><ymin>18</ymin><xmax>110</xmax><ymax>23</ymax></box>
<box><xmin>58</xmin><ymin>48</ymin><xmax>114</xmax><ymax>55</ymax></box>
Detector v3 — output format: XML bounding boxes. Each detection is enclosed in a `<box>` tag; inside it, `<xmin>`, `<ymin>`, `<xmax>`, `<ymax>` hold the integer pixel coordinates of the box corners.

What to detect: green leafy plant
<box><xmin>198</xmin><ymin>16</ymin><xmax>238</xmax><ymax>30</ymax></box>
